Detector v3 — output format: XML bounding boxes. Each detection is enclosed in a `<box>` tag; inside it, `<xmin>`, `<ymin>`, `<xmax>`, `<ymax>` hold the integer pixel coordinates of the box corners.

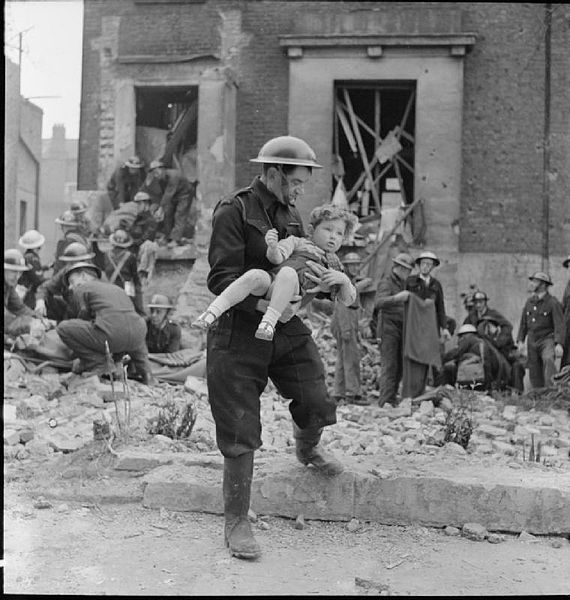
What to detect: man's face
<box><xmin>151</xmin><ymin>167</ymin><xmax>165</xmax><ymax>181</ymax></box>
<box><xmin>128</xmin><ymin>167</ymin><xmax>139</xmax><ymax>176</ymax></box>
<box><xmin>268</xmin><ymin>165</ymin><xmax>312</xmax><ymax>206</ymax></box>
<box><xmin>68</xmin><ymin>270</ymin><xmax>94</xmax><ymax>290</ymax></box>
<box><xmin>418</xmin><ymin>259</ymin><xmax>435</xmax><ymax>275</ymax></box>
<box><xmin>150</xmin><ymin>307</ymin><xmax>169</xmax><ymax>327</ymax></box>
<box><xmin>4</xmin><ymin>270</ymin><xmax>20</xmax><ymax>287</ymax></box>
<box><xmin>394</xmin><ymin>265</ymin><xmax>412</xmax><ymax>281</ymax></box>
<box><xmin>310</xmin><ymin>218</ymin><xmax>346</xmax><ymax>253</ymax></box>
<box><xmin>344</xmin><ymin>262</ymin><xmax>360</xmax><ymax>278</ymax></box>
<box><xmin>474</xmin><ymin>298</ymin><xmax>487</xmax><ymax>314</ymax></box>
<box><xmin>528</xmin><ymin>278</ymin><xmax>541</xmax><ymax>293</ymax></box>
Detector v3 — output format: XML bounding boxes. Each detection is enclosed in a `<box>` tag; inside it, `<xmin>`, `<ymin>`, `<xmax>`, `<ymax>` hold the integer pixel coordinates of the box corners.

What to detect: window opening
<box><xmin>135</xmin><ymin>85</ymin><xmax>198</xmax><ymax>178</ymax></box>
<box><xmin>333</xmin><ymin>82</ymin><xmax>416</xmax><ymax>219</ymax></box>
<box><xmin>19</xmin><ymin>200</ymin><xmax>27</xmax><ymax>236</ymax></box>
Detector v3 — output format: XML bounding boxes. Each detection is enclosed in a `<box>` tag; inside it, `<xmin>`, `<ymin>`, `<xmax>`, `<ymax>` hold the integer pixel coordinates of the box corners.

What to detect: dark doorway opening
<box><xmin>135</xmin><ymin>85</ymin><xmax>199</xmax><ymax>178</ymax></box>
<box><xmin>333</xmin><ymin>81</ymin><xmax>416</xmax><ymax>217</ymax></box>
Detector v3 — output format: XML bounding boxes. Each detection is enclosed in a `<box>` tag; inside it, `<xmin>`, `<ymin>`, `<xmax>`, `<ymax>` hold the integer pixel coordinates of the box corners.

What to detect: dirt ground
<box><xmin>3</xmin><ymin>481</ymin><xmax>570</xmax><ymax>597</ymax></box>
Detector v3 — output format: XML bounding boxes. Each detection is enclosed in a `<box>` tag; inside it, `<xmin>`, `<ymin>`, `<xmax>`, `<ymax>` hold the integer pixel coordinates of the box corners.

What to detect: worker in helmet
<box><xmin>17</xmin><ymin>229</ymin><xmax>51</xmax><ymax>309</ymax></box>
<box><xmin>35</xmin><ymin>242</ymin><xmax>98</xmax><ymax>322</ymax></box>
<box><xmin>53</xmin><ymin>210</ymin><xmax>91</xmax><ymax>274</ymax></box>
<box><xmin>373</xmin><ymin>252</ymin><xmax>415</xmax><ymax>407</ymax></box>
<box><xmin>201</xmin><ymin>135</ymin><xmax>344</xmax><ymax>561</ymax></box>
<box><xmin>330</xmin><ymin>251</ymin><xmax>372</xmax><ymax>405</ymax></box>
<box><xmin>4</xmin><ymin>249</ymin><xmax>38</xmax><ymax>338</ymax></box>
<box><xmin>516</xmin><ymin>271</ymin><xmax>564</xmax><ymax>389</ymax></box>
<box><xmin>140</xmin><ymin>159</ymin><xmax>198</xmax><ymax>246</ymax></box>
<box><xmin>106</xmin><ymin>155</ymin><xmax>147</xmax><ymax>209</ymax></box>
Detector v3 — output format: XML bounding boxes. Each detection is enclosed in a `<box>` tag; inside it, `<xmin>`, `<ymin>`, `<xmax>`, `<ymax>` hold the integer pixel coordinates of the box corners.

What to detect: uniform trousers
<box><xmin>527</xmin><ymin>335</ymin><xmax>556</xmax><ymax>388</ymax></box>
<box><xmin>207</xmin><ymin>310</ymin><xmax>336</xmax><ymax>458</ymax></box>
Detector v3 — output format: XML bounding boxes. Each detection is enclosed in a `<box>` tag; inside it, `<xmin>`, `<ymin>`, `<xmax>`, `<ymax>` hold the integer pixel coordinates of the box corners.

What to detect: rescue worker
<box><xmin>129</xmin><ymin>190</ymin><xmax>160</xmax><ymax>286</ymax></box>
<box><xmin>516</xmin><ymin>271</ymin><xmax>564</xmax><ymax>389</ymax></box>
<box><xmin>103</xmin><ymin>229</ymin><xmax>145</xmax><ymax>316</ymax></box>
<box><xmin>562</xmin><ymin>255</ymin><xmax>570</xmax><ymax>369</ymax></box>
<box><xmin>373</xmin><ymin>252</ymin><xmax>415</xmax><ymax>407</ymax></box>
<box><xmin>4</xmin><ymin>249</ymin><xmax>36</xmax><ymax>338</ymax></box>
<box><xmin>56</xmin><ymin>262</ymin><xmax>156</xmax><ymax>384</ymax></box>
<box><xmin>70</xmin><ymin>198</ymin><xmax>97</xmax><ymax>236</ymax></box>
<box><xmin>206</xmin><ymin>135</ymin><xmax>343</xmax><ymax>560</ymax></box>
<box><xmin>478</xmin><ymin>313</ymin><xmax>525</xmax><ymax>392</ymax></box>
<box><xmin>141</xmin><ymin>159</ymin><xmax>198</xmax><ymax>245</ymax></box>
<box><xmin>106</xmin><ymin>155</ymin><xmax>147</xmax><ymax>209</ymax></box>
<box><xmin>330</xmin><ymin>252</ymin><xmax>369</xmax><ymax>405</ymax></box>
<box><xmin>464</xmin><ymin>290</ymin><xmax>513</xmax><ymax>337</ymax></box>
<box><xmin>17</xmin><ymin>229</ymin><xmax>50</xmax><ymax>309</ymax></box>
<box><xmin>53</xmin><ymin>210</ymin><xmax>91</xmax><ymax>274</ymax></box>
<box><xmin>438</xmin><ymin>324</ymin><xmax>507</xmax><ymax>391</ymax></box>
<box><xmin>35</xmin><ymin>242</ymin><xmax>96</xmax><ymax>322</ymax></box>
<box><xmin>145</xmin><ymin>294</ymin><xmax>181</xmax><ymax>353</ymax></box>
<box><xmin>405</xmin><ymin>251</ymin><xmax>450</xmax><ymax>341</ymax></box>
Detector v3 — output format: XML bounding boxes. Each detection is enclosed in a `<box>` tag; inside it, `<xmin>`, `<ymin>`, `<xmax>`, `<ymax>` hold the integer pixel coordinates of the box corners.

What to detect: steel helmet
<box><xmin>457</xmin><ymin>324</ymin><xmax>477</xmax><ymax>335</ymax></box>
<box><xmin>18</xmin><ymin>229</ymin><xmax>46</xmax><ymax>249</ymax></box>
<box><xmin>416</xmin><ymin>251</ymin><xmax>440</xmax><ymax>267</ymax></box>
<box><xmin>109</xmin><ymin>229</ymin><xmax>133</xmax><ymax>248</ymax></box>
<box><xmin>147</xmin><ymin>294</ymin><xmax>176</xmax><ymax>310</ymax></box>
<box><xmin>133</xmin><ymin>191</ymin><xmax>151</xmax><ymax>202</ymax></box>
<box><xmin>529</xmin><ymin>271</ymin><xmax>553</xmax><ymax>286</ymax></box>
<box><xmin>4</xmin><ymin>248</ymin><xmax>30</xmax><ymax>271</ymax></box>
<box><xmin>60</xmin><ymin>242</ymin><xmax>95</xmax><ymax>262</ymax></box>
<box><xmin>341</xmin><ymin>252</ymin><xmax>361</xmax><ymax>265</ymax></box>
<box><xmin>149</xmin><ymin>159</ymin><xmax>165</xmax><ymax>171</ymax></box>
<box><xmin>392</xmin><ymin>252</ymin><xmax>414</xmax><ymax>270</ymax></box>
<box><xmin>63</xmin><ymin>262</ymin><xmax>101</xmax><ymax>286</ymax></box>
<box><xmin>472</xmin><ymin>291</ymin><xmax>488</xmax><ymax>302</ymax></box>
<box><xmin>70</xmin><ymin>199</ymin><xmax>88</xmax><ymax>214</ymax></box>
<box><xmin>250</xmin><ymin>136</ymin><xmax>323</xmax><ymax>169</ymax></box>
<box><xmin>125</xmin><ymin>155</ymin><xmax>144</xmax><ymax>169</ymax></box>
<box><xmin>55</xmin><ymin>210</ymin><xmax>79</xmax><ymax>226</ymax></box>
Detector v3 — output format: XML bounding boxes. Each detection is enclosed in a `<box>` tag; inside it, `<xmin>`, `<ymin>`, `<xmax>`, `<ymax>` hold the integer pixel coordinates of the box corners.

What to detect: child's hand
<box><xmin>265</xmin><ymin>228</ymin><xmax>279</xmax><ymax>248</ymax></box>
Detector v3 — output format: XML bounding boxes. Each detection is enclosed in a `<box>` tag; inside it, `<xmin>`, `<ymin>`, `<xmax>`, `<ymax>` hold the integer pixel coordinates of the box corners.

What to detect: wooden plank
<box><xmin>335</xmin><ymin>104</ymin><xmax>358</xmax><ymax>154</ymax></box>
<box><xmin>338</xmin><ymin>101</ymin><xmax>377</xmax><ymax>139</ymax></box>
<box><xmin>395</xmin><ymin>153</ymin><xmax>414</xmax><ymax>175</ymax></box>
<box><xmin>343</xmin><ymin>89</ymin><xmax>382</xmax><ymax>215</ymax></box>
<box><xmin>392</xmin><ymin>157</ymin><xmax>407</xmax><ymax>205</ymax></box>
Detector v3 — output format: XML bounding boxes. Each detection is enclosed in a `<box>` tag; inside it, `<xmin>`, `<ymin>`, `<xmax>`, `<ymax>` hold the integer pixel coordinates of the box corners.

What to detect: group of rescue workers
<box><xmin>4</xmin><ymin>135</ymin><xmax>570</xmax><ymax>563</ymax></box>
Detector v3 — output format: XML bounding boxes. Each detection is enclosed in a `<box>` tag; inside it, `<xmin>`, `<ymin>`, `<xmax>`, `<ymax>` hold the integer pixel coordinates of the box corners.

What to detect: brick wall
<box><xmin>79</xmin><ymin>1</ymin><xmax>570</xmax><ymax>255</ymax></box>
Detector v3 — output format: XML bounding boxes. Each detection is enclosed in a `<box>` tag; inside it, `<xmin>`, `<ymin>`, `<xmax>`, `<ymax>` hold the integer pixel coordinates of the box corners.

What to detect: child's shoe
<box><xmin>191</xmin><ymin>309</ymin><xmax>218</xmax><ymax>330</ymax></box>
<box><xmin>254</xmin><ymin>321</ymin><xmax>275</xmax><ymax>341</ymax></box>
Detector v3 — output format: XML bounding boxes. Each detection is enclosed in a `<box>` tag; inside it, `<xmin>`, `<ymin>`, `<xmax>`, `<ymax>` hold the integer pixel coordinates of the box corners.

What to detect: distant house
<box><xmin>77</xmin><ymin>1</ymin><xmax>570</xmax><ymax>324</ymax></box>
<box><xmin>4</xmin><ymin>56</ymin><xmax>43</xmax><ymax>249</ymax></box>
<box><xmin>40</xmin><ymin>124</ymin><xmax>79</xmax><ymax>262</ymax></box>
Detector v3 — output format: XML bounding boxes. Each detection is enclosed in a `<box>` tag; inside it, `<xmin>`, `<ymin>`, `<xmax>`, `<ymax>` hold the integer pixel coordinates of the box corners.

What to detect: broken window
<box><xmin>135</xmin><ymin>85</ymin><xmax>198</xmax><ymax>178</ymax></box>
<box><xmin>333</xmin><ymin>81</ymin><xmax>416</xmax><ymax>219</ymax></box>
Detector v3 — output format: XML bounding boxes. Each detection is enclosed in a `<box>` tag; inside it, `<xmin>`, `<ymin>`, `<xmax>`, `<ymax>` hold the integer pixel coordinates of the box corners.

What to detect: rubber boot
<box><xmin>223</xmin><ymin>452</ymin><xmax>261</xmax><ymax>560</ymax></box>
<box><xmin>293</xmin><ymin>423</ymin><xmax>344</xmax><ymax>476</ymax></box>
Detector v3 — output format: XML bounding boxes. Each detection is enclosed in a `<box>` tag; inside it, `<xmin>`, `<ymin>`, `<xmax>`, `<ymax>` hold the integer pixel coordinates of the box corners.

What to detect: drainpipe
<box><xmin>541</xmin><ymin>3</ymin><xmax>552</xmax><ymax>272</ymax></box>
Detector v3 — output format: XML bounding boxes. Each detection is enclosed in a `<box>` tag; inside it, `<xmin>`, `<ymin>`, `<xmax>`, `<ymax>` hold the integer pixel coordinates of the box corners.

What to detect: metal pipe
<box><xmin>541</xmin><ymin>3</ymin><xmax>552</xmax><ymax>272</ymax></box>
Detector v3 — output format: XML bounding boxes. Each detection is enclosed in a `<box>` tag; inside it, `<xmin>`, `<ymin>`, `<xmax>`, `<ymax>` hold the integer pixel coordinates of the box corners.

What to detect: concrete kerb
<box><xmin>141</xmin><ymin>455</ymin><xmax>570</xmax><ymax>535</ymax></box>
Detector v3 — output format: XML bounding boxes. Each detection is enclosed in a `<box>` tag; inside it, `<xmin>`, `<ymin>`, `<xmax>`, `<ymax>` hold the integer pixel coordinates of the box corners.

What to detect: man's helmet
<box><xmin>18</xmin><ymin>229</ymin><xmax>46</xmax><ymax>249</ymax></box>
<box><xmin>125</xmin><ymin>156</ymin><xmax>144</xmax><ymax>169</ymax></box>
<box><xmin>473</xmin><ymin>291</ymin><xmax>488</xmax><ymax>302</ymax></box>
<box><xmin>55</xmin><ymin>210</ymin><xmax>79</xmax><ymax>226</ymax></box>
<box><xmin>70</xmin><ymin>199</ymin><xmax>88</xmax><ymax>214</ymax></box>
<box><xmin>63</xmin><ymin>262</ymin><xmax>101</xmax><ymax>286</ymax></box>
<box><xmin>457</xmin><ymin>324</ymin><xmax>477</xmax><ymax>335</ymax></box>
<box><xmin>4</xmin><ymin>248</ymin><xmax>30</xmax><ymax>271</ymax></box>
<box><xmin>147</xmin><ymin>294</ymin><xmax>175</xmax><ymax>310</ymax></box>
<box><xmin>60</xmin><ymin>242</ymin><xmax>95</xmax><ymax>262</ymax></box>
<box><xmin>529</xmin><ymin>271</ymin><xmax>553</xmax><ymax>286</ymax></box>
<box><xmin>149</xmin><ymin>159</ymin><xmax>166</xmax><ymax>171</ymax></box>
<box><xmin>109</xmin><ymin>229</ymin><xmax>133</xmax><ymax>248</ymax></box>
<box><xmin>341</xmin><ymin>252</ymin><xmax>361</xmax><ymax>265</ymax></box>
<box><xmin>415</xmin><ymin>251</ymin><xmax>440</xmax><ymax>267</ymax></box>
<box><xmin>392</xmin><ymin>252</ymin><xmax>414</xmax><ymax>270</ymax></box>
<box><xmin>250</xmin><ymin>136</ymin><xmax>322</xmax><ymax>169</ymax></box>
<box><xmin>133</xmin><ymin>191</ymin><xmax>151</xmax><ymax>202</ymax></box>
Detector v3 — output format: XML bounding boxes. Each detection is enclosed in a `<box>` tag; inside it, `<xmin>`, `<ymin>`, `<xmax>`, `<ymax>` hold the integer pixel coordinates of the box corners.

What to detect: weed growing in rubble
<box><xmin>443</xmin><ymin>388</ymin><xmax>477</xmax><ymax>450</ymax></box>
<box><xmin>146</xmin><ymin>400</ymin><xmax>197</xmax><ymax>440</ymax></box>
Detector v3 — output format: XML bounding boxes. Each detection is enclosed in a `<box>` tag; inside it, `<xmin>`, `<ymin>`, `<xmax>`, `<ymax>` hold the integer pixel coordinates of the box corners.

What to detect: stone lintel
<box><xmin>118</xmin><ymin>53</ymin><xmax>220</xmax><ymax>64</ymax></box>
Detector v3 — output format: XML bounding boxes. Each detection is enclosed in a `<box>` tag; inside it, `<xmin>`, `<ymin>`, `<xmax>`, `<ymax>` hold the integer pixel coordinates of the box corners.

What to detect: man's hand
<box><xmin>393</xmin><ymin>290</ymin><xmax>410</xmax><ymax>303</ymax></box>
<box><xmin>265</xmin><ymin>228</ymin><xmax>279</xmax><ymax>249</ymax></box>
<box><xmin>555</xmin><ymin>343</ymin><xmax>564</xmax><ymax>359</ymax></box>
<box><xmin>35</xmin><ymin>299</ymin><xmax>47</xmax><ymax>318</ymax></box>
<box><xmin>303</xmin><ymin>260</ymin><xmax>340</xmax><ymax>294</ymax></box>
<box><xmin>441</xmin><ymin>328</ymin><xmax>452</xmax><ymax>342</ymax></box>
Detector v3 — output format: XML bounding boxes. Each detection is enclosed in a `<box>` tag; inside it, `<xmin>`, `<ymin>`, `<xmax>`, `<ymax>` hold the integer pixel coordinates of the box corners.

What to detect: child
<box><xmin>192</xmin><ymin>204</ymin><xmax>359</xmax><ymax>341</ymax></box>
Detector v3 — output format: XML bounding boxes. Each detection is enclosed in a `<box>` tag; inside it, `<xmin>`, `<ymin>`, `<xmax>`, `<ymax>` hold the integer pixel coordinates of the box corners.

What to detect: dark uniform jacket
<box><xmin>405</xmin><ymin>274</ymin><xmax>447</xmax><ymax>332</ymax></box>
<box><xmin>130</xmin><ymin>210</ymin><xmax>158</xmax><ymax>247</ymax></box>
<box><xmin>563</xmin><ymin>280</ymin><xmax>570</xmax><ymax>366</ymax></box>
<box><xmin>4</xmin><ymin>283</ymin><xmax>34</xmax><ymax>319</ymax></box>
<box><xmin>72</xmin><ymin>280</ymin><xmax>144</xmax><ymax>339</ymax></box>
<box><xmin>374</xmin><ymin>271</ymin><xmax>407</xmax><ymax>336</ymax></box>
<box><xmin>143</xmin><ymin>169</ymin><xmax>197</xmax><ymax>208</ymax></box>
<box><xmin>18</xmin><ymin>249</ymin><xmax>48</xmax><ymax>308</ymax></box>
<box><xmin>146</xmin><ymin>319</ymin><xmax>182</xmax><ymax>353</ymax></box>
<box><xmin>103</xmin><ymin>248</ymin><xmax>140</xmax><ymax>289</ymax></box>
<box><xmin>53</xmin><ymin>231</ymin><xmax>91</xmax><ymax>274</ymax></box>
<box><xmin>516</xmin><ymin>292</ymin><xmax>565</xmax><ymax>345</ymax></box>
<box><xmin>207</xmin><ymin>177</ymin><xmax>306</xmax><ymax>331</ymax></box>
<box><xmin>464</xmin><ymin>307</ymin><xmax>514</xmax><ymax>355</ymax></box>
<box><xmin>107</xmin><ymin>165</ymin><xmax>147</xmax><ymax>208</ymax></box>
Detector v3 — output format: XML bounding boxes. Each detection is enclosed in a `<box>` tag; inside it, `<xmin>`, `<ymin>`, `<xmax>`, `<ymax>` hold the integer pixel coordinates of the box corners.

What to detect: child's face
<box><xmin>310</xmin><ymin>218</ymin><xmax>346</xmax><ymax>253</ymax></box>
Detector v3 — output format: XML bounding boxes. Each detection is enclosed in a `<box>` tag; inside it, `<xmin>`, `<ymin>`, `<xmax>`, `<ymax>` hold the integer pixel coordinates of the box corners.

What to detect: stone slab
<box><xmin>141</xmin><ymin>455</ymin><xmax>570</xmax><ymax>535</ymax></box>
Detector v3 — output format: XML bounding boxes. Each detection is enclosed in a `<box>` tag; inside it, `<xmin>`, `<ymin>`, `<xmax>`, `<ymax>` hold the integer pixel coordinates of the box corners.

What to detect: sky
<box><xmin>5</xmin><ymin>0</ymin><xmax>84</xmax><ymax>139</ymax></box>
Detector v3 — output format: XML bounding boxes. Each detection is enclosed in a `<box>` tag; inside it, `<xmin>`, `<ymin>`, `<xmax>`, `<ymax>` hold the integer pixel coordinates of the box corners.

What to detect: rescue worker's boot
<box><xmin>293</xmin><ymin>422</ymin><xmax>344</xmax><ymax>476</ymax></box>
<box><xmin>223</xmin><ymin>452</ymin><xmax>261</xmax><ymax>560</ymax></box>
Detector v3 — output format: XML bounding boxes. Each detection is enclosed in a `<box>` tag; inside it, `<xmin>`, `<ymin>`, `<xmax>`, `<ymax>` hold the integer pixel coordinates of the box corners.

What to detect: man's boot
<box><xmin>292</xmin><ymin>422</ymin><xmax>344</xmax><ymax>476</ymax></box>
<box><xmin>223</xmin><ymin>452</ymin><xmax>261</xmax><ymax>560</ymax></box>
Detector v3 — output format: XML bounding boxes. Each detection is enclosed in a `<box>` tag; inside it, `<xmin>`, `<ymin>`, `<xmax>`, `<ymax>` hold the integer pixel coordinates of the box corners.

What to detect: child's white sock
<box><xmin>259</xmin><ymin>306</ymin><xmax>281</xmax><ymax>328</ymax></box>
<box><xmin>207</xmin><ymin>297</ymin><xmax>232</xmax><ymax>318</ymax></box>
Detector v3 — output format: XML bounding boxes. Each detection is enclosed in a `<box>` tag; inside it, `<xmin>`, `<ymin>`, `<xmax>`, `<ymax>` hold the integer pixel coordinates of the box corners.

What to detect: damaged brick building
<box><xmin>78</xmin><ymin>1</ymin><xmax>570</xmax><ymax>325</ymax></box>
